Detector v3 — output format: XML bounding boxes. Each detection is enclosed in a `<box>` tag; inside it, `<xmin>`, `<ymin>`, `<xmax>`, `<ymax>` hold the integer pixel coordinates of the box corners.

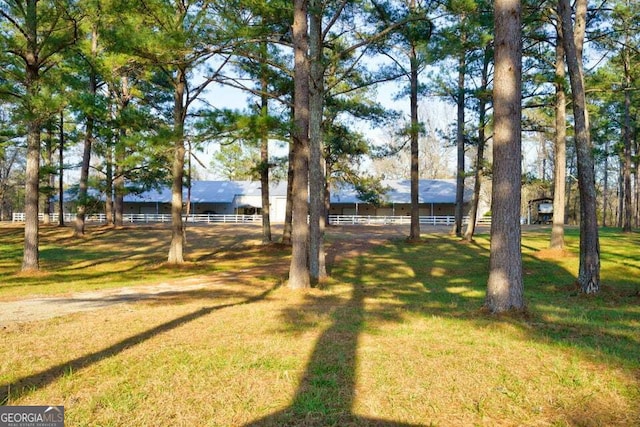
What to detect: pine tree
<box><xmin>288</xmin><ymin>0</ymin><xmax>311</xmax><ymax>289</ymax></box>
<box><xmin>0</xmin><ymin>0</ymin><xmax>78</xmax><ymax>271</ymax></box>
<box><xmin>559</xmin><ymin>0</ymin><xmax>601</xmax><ymax>293</ymax></box>
<box><xmin>486</xmin><ymin>0</ymin><xmax>525</xmax><ymax>312</ymax></box>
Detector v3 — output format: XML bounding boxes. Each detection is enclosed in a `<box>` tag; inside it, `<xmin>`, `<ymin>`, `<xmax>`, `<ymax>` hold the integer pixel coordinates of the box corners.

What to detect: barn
<box><xmin>121</xmin><ymin>179</ymin><xmax>472</xmax><ymax>223</ymax></box>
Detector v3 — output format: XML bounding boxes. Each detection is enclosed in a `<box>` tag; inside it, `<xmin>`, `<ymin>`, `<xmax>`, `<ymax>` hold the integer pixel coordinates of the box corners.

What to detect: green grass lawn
<box><xmin>1</xmin><ymin>223</ymin><xmax>638</xmax><ymax>426</ymax></box>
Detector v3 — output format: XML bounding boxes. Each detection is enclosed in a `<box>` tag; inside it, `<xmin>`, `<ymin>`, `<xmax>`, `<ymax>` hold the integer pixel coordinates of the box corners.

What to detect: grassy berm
<box><xmin>0</xmin><ymin>223</ymin><xmax>638</xmax><ymax>426</ymax></box>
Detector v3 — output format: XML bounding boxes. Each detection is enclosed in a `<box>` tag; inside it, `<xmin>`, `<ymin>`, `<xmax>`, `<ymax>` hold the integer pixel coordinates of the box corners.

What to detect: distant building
<box><xmin>124</xmin><ymin>180</ymin><xmax>289</xmax><ymax>219</ymax></box>
<box><xmin>122</xmin><ymin>179</ymin><xmax>473</xmax><ymax>222</ymax></box>
<box><xmin>328</xmin><ymin>179</ymin><xmax>472</xmax><ymax>218</ymax></box>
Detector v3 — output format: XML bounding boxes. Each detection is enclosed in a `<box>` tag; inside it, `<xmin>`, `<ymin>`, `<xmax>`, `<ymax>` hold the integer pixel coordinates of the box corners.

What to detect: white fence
<box><xmin>328</xmin><ymin>215</ymin><xmax>491</xmax><ymax>226</ymax></box>
<box><xmin>12</xmin><ymin>212</ymin><xmax>491</xmax><ymax>226</ymax></box>
<box><xmin>11</xmin><ymin>213</ymin><xmax>262</xmax><ymax>224</ymax></box>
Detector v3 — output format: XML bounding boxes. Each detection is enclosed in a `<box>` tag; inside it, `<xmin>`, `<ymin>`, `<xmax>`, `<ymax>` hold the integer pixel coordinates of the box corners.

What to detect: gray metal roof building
<box><xmin>120</xmin><ymin>179</ymin><xmax>470</xmax><ymax>221</ymax></box>
<box><xmin>124</xmin><ymin>179</ymin><xmax>467</xmax><ymax>204</ymax></box>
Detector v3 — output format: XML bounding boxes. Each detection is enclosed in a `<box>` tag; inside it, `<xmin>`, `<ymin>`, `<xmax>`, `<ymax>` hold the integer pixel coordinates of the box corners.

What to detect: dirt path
<box><xmin>0</xmin><ymin>280</ymin><xmax>211</xmax><ymax>326</ymax></box>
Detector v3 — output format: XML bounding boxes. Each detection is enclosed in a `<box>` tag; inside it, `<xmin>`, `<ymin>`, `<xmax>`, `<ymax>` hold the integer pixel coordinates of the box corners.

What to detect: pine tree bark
<box><xmin>113</xmin><ymin>76</ymin><xmax>131</xmax><ymax>227</ymax></box>
<box><xmin>282</xmin><ymin>140</ymin><xmax>294</xmax><ymax>245</ymax></box>
<box><xmin>602</xmin><ymin>139</ymin><xmax>609</xmax><ymax>226</ymax></box>
<box><xmin>309</xmin><ymin>0</ymin><xmax>326</xmax><ymax>280</ymax></box>
<box><xmin>114</xmin><ymin>155</ymin><xmax>124</xmax><ymax>227</ymax></box>
<box><xmin>551</xmin><ymin>10</ymin><xmax>567</xmax><ymax>249</ymax></box>
<box><xmin>58</xmin><ymin>112</ymin><xmax>65</xmax><ymax>227</ymax></box>
<box><xmin>105</xmin><ymin>139</ymin><xmax>114</xmax><ymax>225</ymax></box>
<box><xmin>558</xmin><ymin>0</ymin><xmax>600</xmax><ymax>293</ymax></box>
<box><xmin>167</xmin><ymin>68</ymin><xmax>187</xmax><ymax>264</ymax></box>
<box><xmin>464</xmin><ymin>47</ymin><xmax>490</xmax><ymax>242</ymax></box>
<box><xmin>22</xmin><ymin>0</ymin><xmax>41</xmax><ymax>272</ymax></box>
<box><xmin>74</xmin><ymin>26</ymin><xmax>98</xmax><ymax>237</ymax></box>
<box><xmin>454</xmin><ymin>49</ymin><xmax>466</xmax><ymax>237</ymax></box>
<box><xmin>617</xmin><ymin>167</ymin><xmax>623</xmax><ymax>227</ymax></box>
<box><xmin>622</xmin><ymin>37</ymin><xmax>632</xmax><ymax>232</ymax></box>
<box><xmin>288</xmin><ymin>0</ymin><xmax>311</xmax><ymax>289</ymax></box>
<box><xmin>486</xmin><ymin>0</ymin><xmax>524</xmax><ymax>312</ymax></box>
<box><xmin>408</xmin><ymin>48</ymin><xmax>420</xmax><ymax>241</ymax></box>
<box><xmin>44</xmin><ymin>125</ymin><xmax>54</xmax><ymax>224</ymax></box>
<box><xmin>23</xmin><ymin>119</ymin><xmax>40</xmax><ymax>272</ymax></box>
<box><xmin>260</xmin><ymin>67</ymin><xmax>272</xmax><ymax>244</ymax></box>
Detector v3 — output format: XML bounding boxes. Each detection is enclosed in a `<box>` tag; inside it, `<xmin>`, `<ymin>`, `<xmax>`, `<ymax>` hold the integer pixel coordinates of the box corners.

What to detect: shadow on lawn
<box><xmin>379</xmin><ymin>235</ymin><xmax>639</xmax><ymax>425</ymax></box>
<box><xmin>0</xmin><ymin>285</ymin><xmax>277</xmax><ymax>405</ymax></box>
<box><xmin>246</xmin><ymin>253</ymin><xmax>422</xmax><ymax>427</ymax></box>
<box><xmin>385</xmin><ymin>235</ymin><xmax>640</xmax><ymax>364</ymax></box>
<box><xmin>3</xmin><ymin>226</ymin><xmax>638</xmax><ymax>425</ymax></box>
<box><xmin>1</xmin><ymin>225</ymin><xmax>283</xmax><ymax>292</ymax></box>
<box><xmin>244</xmin><ymin>229</ymin><xmax>445</xmax><ymax>425</ymax></box>
<box><xmin>248</xmin><ymin>228</ymin><xmax>639</xmax><ymax>426</ymax></box>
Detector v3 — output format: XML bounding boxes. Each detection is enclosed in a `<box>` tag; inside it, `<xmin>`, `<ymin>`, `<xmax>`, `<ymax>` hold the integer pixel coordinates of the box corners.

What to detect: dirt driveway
<box><xmin>0</xmin><ymin>279</ymin><xmax>212</xmax><ymax>325</ymax></box>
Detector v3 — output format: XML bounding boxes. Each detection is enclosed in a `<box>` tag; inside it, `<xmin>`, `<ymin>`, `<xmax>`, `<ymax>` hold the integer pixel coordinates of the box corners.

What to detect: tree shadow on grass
<box><xmin>383</xmin><ymin>235</ymin><xmax>640</xmax><ymax>363</ymax></box>
<box><xmin>380</xmin><ymin>235</ymin><xmax>640</xmax><ymax>424</ymax></box>
<box><xmin>246</xmin><ymin>250</ymin><xmax>423</xmax><ymax>426</ymax></box>
<box><xmin>250</xmin><ymin>229</ymin><xmax>639</xmax><ymax>426</ymax></box>
<box><xmin>0</xmin><ymin>285</ymin><xmax>277</xmax><ymax>405</ymax></box>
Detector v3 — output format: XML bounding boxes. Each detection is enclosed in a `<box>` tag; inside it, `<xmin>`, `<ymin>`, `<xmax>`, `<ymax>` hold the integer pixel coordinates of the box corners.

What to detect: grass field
<box><xmin>1</xmin><ymin>223</ymin><xmax>639</xmax><ymax>426</ymax></box>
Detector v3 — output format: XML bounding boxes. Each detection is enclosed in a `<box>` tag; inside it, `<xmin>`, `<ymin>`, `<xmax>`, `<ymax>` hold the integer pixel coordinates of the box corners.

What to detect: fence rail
<box><xmin>12</xmin><ymin>212</ymin><xmax>491</xmax><ymax>226</ymax></box>
<box><xmin>328</xmin><ymin>215</ymin><xmax>491</xmax><ymax>226</ymax></box>
<box><xmin>10</xmin><ymin>212</ymin><xmax>263</xmax><ymax>224</ymax></box>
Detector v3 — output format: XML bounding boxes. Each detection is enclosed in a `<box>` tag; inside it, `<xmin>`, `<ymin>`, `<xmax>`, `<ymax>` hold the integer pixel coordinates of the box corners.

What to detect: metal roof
<box><xmin>123</xmin><ymin>179</ymin><xmax>468</xmax><ymax>205</ymax></box>
<box><xmin>330</xmin><ymin>179</ymin><xmax>470</xmax><ymax>204</ymax></box>
<box><xmin>124</xmin><ymin>180</ymin><xmax>288</xmax><ymax>203</ymax></box>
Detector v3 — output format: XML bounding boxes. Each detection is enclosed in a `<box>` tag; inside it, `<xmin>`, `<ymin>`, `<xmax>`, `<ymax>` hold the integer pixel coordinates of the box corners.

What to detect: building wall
<box><xmin>126</xmin><ymin>202</ymin><xmax>233</xmax><ymax>215</ymax></box>
<box><xmin>191</xmin><ymin>203</ymin><xmax>236</xmax><ymax>215</ymax></box>
<box><xmin>129</xmin><ymin>203</ymin><xmax>170</xmax><ymax>215</ymax></box>
<box><xmin>124</xmin><ymin>201</ymin><xmax>466</xmax><ymax>221</ymax></box>
<box><xmin>125</xmin><ymin>200</ymin><xmax>282</xmax><ymax>218</ymax></box>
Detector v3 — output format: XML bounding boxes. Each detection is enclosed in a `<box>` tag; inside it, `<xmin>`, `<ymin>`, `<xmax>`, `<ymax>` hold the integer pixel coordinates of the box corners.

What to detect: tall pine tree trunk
<box><xmin>559</xmin><ymin>0</ymin><xmax>600</xmax><ymax>293</ymax></box>
<box><xmin>617</xmin><ymin>165</ymin><xmax>623</xmax><ymax>227</ymax></box>
<box><xmin>551</xmin><ymin>10</ymin><xmax>567</xmax><ymax>249</ymax></box>
<box><xmin>260</xmin><ymin>62</ymin><xmax>272</xmax><ymax>244</ymax></box>
<box><xmin>464</xmin><ymin>47</ymin><xmax>490</xmax><ymax>242</ymax></box>
<box><xmin>105</xmin><ymin>137</ymin><xmax>114</xmax><ymax>225</ymax></box>
<box><xmin>602</xmin><ymin>140</ymin><xmax>609</xmax><ymax>227</ymax></box>
<box><xmin>408</xmin><ymin>49</ymin><xmax>420</xmax><ymax>241</ymax></box>
<box><xmin>486</xmin><ymin>0</ymin><xmax>524</xmax><ymax>312</ymax></box>
<box><xmin>309</xmin><ymin>0</ymin><xmax>326</xmax><ymax>280</ymax></box>
<box><xmin>58</xmin><ymin>111</ymin><xmax>65</xmax><ymax>227</ymax></box>
<box><xmin>75</xmin><ymin>112</ymin><xmax>94</xmax><ymax>235</ymax></box>
<box><xmin>114</xmin><ymin>133</ymin><xmax>125</xmax><ymax>227</ymax></box>
<box><xmin>44</xmin><ymin>125</ymin><xmax>54</xmax><ymax>224</ymax></box>
<box><xmin>23</xmin><ymin>119</ymin><xmax>40</xmax><ymax>272</ymax></box>
<box><xmin>113</xmin><ymin>76</ymin><xmax>131</xmax><ymax>227</ymax></box>
<box><xmin>288</xmin><ymin>0</ymin><xmax>311</xmax><ymax>289</ymax></box>
<box><xmin>168</xmin><ymin>68</ymin><xmax>187</xmax><ymax>264</ymax></box>
<box><xmin>622</xmin><ymin>39</ymin><xmax>632</xmax><ymax>232</ymax></box>
<box><xmin>454</xmin><ymin>49</ymin><xmax>466</xmax><ymax>237</ymax></box>
<box><xmin>74</xmin><ymin>26</ymin><xmax>98</xmax><ymax>237</ymax></box>
<box><xmin>22</xmin><ymin>1</ymin><xmax>41</xmax><ymax>272</ymax></box>
<box><xmin>282</xmin><ymin>139</ymin><xmax>294</xmax><ymax>245</ymax></box>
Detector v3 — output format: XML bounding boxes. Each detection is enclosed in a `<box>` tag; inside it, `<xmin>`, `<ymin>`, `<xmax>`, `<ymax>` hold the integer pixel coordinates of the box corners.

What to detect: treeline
<box><xmin>1</xmin><ymin>0</ymin><xmax>638</xmax><ymax>310</ymax></box>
